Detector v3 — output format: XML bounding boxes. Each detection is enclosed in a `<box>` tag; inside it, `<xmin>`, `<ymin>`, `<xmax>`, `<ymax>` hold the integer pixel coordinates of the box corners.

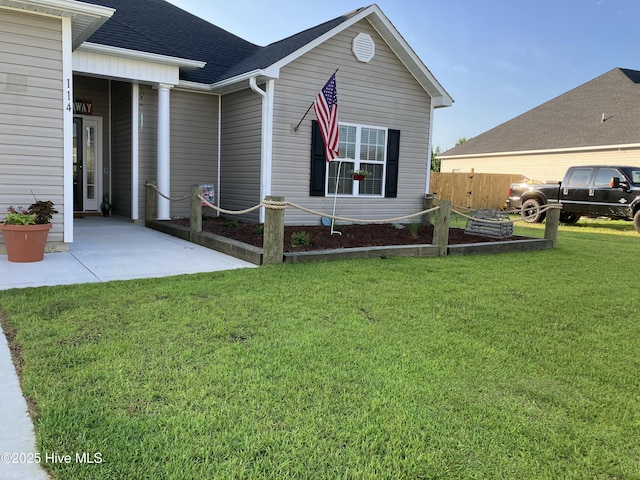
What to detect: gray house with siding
<box><xmin>0</xmin><ymin>0</ymin><xmax>452</xmax><ymax>252</ymax></box>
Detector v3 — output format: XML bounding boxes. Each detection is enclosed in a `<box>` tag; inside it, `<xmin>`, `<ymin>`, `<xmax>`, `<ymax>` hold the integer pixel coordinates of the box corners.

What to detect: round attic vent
<box><xmin>352</xmin><ymin>33</ymin><xmax>375</xmax><ymax>63</ymax></box>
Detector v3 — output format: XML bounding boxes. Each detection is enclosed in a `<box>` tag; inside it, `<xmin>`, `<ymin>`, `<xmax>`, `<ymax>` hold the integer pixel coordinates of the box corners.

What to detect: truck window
<box><xmin>565</xmin><ymin>168</ymin><xmax>593</xmax><ymax>187</ymax></box>
<box><xmin>594</xmin><ymin>167</ymin><xmax>620</xmax><ymax>186</ymax></box>
<box><xmin>622</xmin><ymin>168</ymin><xmax>640</xmax><ymax>184</ymax></box>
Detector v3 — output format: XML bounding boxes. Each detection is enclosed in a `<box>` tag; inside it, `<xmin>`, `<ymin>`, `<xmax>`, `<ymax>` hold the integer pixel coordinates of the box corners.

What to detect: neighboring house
<box><xmin>438</xmin><ymin>68</ymin><xmax>640</xmax><ymax>183</ymax></box>
<box><xmin>0</xmin><ymin>0</ymin><xmax>452</xmax><ymax>253</ymax></box>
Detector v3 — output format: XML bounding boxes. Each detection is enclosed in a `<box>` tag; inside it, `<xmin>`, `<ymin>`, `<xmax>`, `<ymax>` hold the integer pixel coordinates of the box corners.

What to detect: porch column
<box><xmin>156</xmin><ymin>83</ymin><xmax>173</xmax><ymax>220</ymax></box>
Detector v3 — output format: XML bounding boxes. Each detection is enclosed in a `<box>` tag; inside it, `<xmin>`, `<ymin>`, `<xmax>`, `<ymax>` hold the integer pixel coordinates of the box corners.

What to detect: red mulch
<box><xmin>173</xmin><ymin>217</ymin><xmax>527</xmax><ymax>253</ymax></box>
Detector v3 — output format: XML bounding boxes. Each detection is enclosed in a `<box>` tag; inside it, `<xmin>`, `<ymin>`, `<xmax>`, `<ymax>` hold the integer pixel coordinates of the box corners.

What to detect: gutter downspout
<box><xmin>249</xmin><ymin>77</ymin><xmax>274</xmax><ymax>224</ymax></box>
<box><xmin>217</xmin><ymin>94</ymin><xmax>221</xmax><ymax>217</ymax></box>
<box><xmin>425</xmin><ymin>103</ymin><xmax>435</xmax><ymax>194</ymax></box>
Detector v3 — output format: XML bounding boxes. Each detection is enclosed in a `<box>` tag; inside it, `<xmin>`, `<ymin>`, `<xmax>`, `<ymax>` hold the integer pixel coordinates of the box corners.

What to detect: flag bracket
<box><xmin>292</xmin><ymin>68</ymin><xmax>339</xmax><ymax>133</ymax></box>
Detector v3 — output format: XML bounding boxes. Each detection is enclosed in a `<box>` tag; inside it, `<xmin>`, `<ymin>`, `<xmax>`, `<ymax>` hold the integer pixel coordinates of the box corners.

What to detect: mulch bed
<box><xmin>173</xmin><ymin>217</ymin><xmax>528</xmax><ymax>253</ymax></box>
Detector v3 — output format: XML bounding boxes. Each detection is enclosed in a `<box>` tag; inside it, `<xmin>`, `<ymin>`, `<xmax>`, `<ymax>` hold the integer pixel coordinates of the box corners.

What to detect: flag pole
<box><xmin>293</xmin><ymin>68</ymin><xmax>339</xmax><ymax>132</ymax></box>
<box><xmin>330</xmin><ymin>159</ymin><xmax>343</xmax><ymax>235</ymax></box>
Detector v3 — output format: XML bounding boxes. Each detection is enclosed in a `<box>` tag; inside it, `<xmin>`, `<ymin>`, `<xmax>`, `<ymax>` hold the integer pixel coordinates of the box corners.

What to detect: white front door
<box><xmin>73</xmin><ymin>116</ymin><xmax>102</xmax><ymax>211</ymax></box>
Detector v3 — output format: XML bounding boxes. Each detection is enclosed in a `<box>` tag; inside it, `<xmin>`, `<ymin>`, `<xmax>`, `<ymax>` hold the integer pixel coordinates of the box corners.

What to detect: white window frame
<box><xmin>325</xmin><ymin>122</ymin><xmax>388</xmax><ymax>197</ymax></box>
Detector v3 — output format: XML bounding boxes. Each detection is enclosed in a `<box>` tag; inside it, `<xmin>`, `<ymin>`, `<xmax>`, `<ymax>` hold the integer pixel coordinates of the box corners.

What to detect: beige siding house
<box><xmin>0</xmin><ymin>0</ymin><xmax>452</xmax><ymax>253</ymax></box>
<box><xmin>438</xmin><ymin>68</ymin><xmax>640</xmax><ymax>183</ymax></box>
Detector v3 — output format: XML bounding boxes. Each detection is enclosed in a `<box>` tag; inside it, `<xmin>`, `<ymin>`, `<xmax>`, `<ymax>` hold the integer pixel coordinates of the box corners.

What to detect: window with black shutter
<box><xmin>310</xmin><ymin>121</ymin><xmax>400</xmax><ymax>198</ymax></box>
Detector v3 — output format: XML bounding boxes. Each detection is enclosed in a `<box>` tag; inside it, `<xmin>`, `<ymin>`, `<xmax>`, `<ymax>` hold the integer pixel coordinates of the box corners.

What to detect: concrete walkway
<box><xmin>0</xmin><ymin>216</ymin><xmax>255</xmax><ymax>290</ymax></box>
<box><xmin>0</xmin><ymin>216</ymin><xmax>256</xmax><ymax>479</ymax></box>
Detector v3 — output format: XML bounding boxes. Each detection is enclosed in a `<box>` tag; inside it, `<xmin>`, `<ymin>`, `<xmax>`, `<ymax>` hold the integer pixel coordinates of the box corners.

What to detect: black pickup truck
<box><xmin>507</xmin><ymin>165</ymin><xmax>640</xmax><ymax>232</ymax></box>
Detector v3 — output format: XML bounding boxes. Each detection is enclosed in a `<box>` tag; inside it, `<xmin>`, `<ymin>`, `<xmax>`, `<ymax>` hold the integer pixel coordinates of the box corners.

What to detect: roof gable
<box><xmin>441</xmin><ymin>67</ymin><xmax>640</xmax><ymax>157</ymax></box>
<box><xmin>226</xmin><ymin>4</ymin><xmax>451</xmax><ymax>106</ymax></box>
<box><xmin>81</xmin><ymin>1</ymin><xmax>451</xmax><ymax>104</ymax></box>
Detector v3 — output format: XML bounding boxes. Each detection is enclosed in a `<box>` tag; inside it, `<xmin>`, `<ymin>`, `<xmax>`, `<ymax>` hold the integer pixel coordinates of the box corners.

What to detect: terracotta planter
<box><xmin>0</xmin><ymin>223</ymin><xmax>52</xmax><ymax>262</ymax></box>
<box><xmin>352</xmin><ymin>174</ymin><xmax>365</xmax><ymax>181</ymax></box>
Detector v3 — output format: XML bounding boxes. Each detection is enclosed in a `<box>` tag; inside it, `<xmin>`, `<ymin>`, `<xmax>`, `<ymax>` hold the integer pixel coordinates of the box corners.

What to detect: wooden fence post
<box><xmin>465</xmin><ymin>168</ymin><xmax>474</xmax><ymax>209</ymax></box>
<box><xmin>145</xmin><ymin>181</ymin><xmax>157</xmax><ymax>223</ymax></box>
<box><xmin>190</xmin><ymin>186</ymin><xmax>203</xmax><ymax>233</ymax></box>
<box><xmin>424</xmin><ymin>194</ymin><xmax>435</xmax><ymax>225</ymax></box>
<box><xmin>433</xmin><ymin>199</ymin><xmax>451</xmax><ymax>256</ymax></box>
<box><xmin>544</xmin><ymin>206</ymin><xmax>560</xmax><ymax>248</ymax></box>
<box><xmin>263</xmin><ymin>196</ymin><xmax>285</xmax><ymax>265</ymax></box>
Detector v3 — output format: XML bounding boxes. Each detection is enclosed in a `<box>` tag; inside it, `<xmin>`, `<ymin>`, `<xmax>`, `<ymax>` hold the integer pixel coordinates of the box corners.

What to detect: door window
<box><xmin>565</xmin><ymin>168</ymin><xmax>593</xmax><ymax>187</ymax></box>
<box><xmin>594</xmin><ymin>168</ymin><xmax>620</xmax><ymax>187</ymax></box>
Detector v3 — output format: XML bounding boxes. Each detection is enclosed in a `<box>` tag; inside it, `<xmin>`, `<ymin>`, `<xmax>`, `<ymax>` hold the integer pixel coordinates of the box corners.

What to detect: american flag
<box><xmin>313</xmin><ymin>73</ymin><xmax>339</xmax><ymax>162</ymax></box>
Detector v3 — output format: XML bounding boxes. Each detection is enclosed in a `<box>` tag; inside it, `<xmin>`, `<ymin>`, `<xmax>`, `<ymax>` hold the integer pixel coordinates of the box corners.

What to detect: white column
<box><xmin>156</xmin><ymin>83</ymin><xmax>173</xmax><ymax>220</ymax></box>
<box><xmin>62</xmin><ymin>17</ymin><xmax>73</xmax><ymax>243</ymax></box>
<box><xmin>131</xmin><ymin>83</ymin><xmax>140</xmax><ymax>220</ymax></box>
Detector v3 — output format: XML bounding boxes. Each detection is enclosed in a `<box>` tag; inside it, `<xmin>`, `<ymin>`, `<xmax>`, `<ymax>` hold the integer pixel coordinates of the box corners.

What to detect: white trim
<box><xmin>0</xmin><ymin>0</ymin><xmax>115</xmax><ymax>49</ymax></box>
<box><xmin>156</xmin><ymin>83</ymin><xmax>172</xmax><ymax>220</ymax></box>
<box><xmin>131</xmin><ymin>83</ymin><xmax>140</xmax><ymax>220</ymax></box>
<box><xmin>210</xmin><ymin>69</ymin><xmax>279</xmax><ymax>94</ymax></box>
<box><xmin>327</xmin><ymin>122</ymin><xmax>388</xmax><ymax>198</ymax></box>
<box><xmin>0</xmin><ymin>0</ymin><xmax>113</xmax><ymax>17</ymax></box>
<box><xmin>62</xmin><ymin>16</ymin><xmax>73</xmax><ymax>243</ymax></box>
<box><xmin>425</xmin><ymin>104</ymin><xmax>435</xmax><ymax>194</ymax></box>
<box><xmin>178</xmin><ymin>80</ymin><xmax>218</xmax><ymax>92</ymax></box>
<box><xmin>108</xmin><ymin>80</ymin><xmax>112</xmax><ymax>211</ymax></box>
<box><xmin>263</xmin><ymin>5</ymin><xmax>452</xmax><ymax>106</ymax></box>
<box><xmin>249</xmin><ymin>77</ymin><xmax>275</xmax><ymax>223</ymax></box>
<box><xmin>79</xmin><ymin>42</ymin><xmax>206</xmax><ymax>69</ymax></box>
<box><xmin>76</xmin><ymin>116</ymin><xmax>102</xmax><ymax>211</ymax></box>
<box><xmin>216</xmin><ymin>94</ymin><xmax>222</xmax><ymax>214</ymax></box>
<box><xmin>438</xmin><ymin>143</ymin><xmax>640</xmax><ymax>160</ymax></box>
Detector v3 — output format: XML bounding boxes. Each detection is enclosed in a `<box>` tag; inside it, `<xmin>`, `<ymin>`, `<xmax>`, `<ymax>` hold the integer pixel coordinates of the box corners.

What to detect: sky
<box><xmin>167</xmin><ymin>0</ymin><xmax>640</xmax><ymax>151</ymax></box>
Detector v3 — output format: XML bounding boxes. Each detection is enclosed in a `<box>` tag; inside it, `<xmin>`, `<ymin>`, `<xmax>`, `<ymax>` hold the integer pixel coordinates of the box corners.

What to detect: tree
<box><xmin>430</xmin><ymin>145</ymin><xmax>441</xmax><ymax>172</ymax></box>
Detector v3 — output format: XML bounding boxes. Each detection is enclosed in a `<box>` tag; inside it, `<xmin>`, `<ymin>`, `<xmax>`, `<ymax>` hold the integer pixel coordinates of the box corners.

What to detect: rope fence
<box><xmin>146</xmin><ymin>182</ymin><xmax>559</xmax><ymax>227</ymax></box>
<box><xmin>451</xmin><ymin>203</ymin><xmax>562</xmax><ymax>224</ymax></box>
<box><xmin>197</xmin><ymin>195</ymin><xmax>440</xmax><ymax>224</ymax></box>
<box><xmin>144</xmin><ymin>182</ymin><xmax>560</xmax><ymax>264</ymax></box>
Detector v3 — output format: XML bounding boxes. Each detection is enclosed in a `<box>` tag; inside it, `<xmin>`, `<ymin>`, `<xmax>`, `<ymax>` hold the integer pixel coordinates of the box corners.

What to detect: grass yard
<box><xmin>1</xmin><ymin>218</ymin><xmax>639</xmax><ymax>479</ymax></box>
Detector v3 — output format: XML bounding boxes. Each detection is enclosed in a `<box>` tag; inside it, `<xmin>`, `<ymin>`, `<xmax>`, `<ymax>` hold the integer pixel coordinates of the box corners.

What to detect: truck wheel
<box><xmin>560</xmin><ymin>212</ymin><xmax>580</xmax><ymax>225</ymax></box>
<box><xmin>634</xmin><ymin>210</ymin><xmax>640</xmax><ymax>233</ymax></box>
<box><xmin>522</xmin><ymin>198</ymin><xmax>546</xmax><ymax>223</ymax></box>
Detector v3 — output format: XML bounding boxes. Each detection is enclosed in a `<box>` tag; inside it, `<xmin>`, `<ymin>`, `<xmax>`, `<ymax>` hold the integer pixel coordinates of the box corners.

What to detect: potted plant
<box><xmin>350</xmin><ymin>169</ymin><xmax>372</xmax><ymax>181</ymax></box>
<box><xmin>1</xmin><ymin>200</ymin><xmax>57</xmax><ymax>262</ymax></box>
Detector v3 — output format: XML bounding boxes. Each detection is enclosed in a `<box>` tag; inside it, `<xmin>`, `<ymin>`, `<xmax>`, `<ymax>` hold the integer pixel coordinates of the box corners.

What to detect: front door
<box><xmin>73</xmin><ymin>116</ymin><xmax>102</xmax><ymax>212</ymax></box>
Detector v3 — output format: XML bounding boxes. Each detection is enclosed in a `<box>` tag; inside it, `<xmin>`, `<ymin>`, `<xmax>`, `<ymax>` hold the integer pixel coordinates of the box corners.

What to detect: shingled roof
<box><xmin>83</xmin><ymin>0</ymin><xmax>355</xmax><ymax>84</ymax></box>
<box><xmin>440</xmin><ymin>68</ymin><xmax>640</xmax><ymax>157</ymax></box>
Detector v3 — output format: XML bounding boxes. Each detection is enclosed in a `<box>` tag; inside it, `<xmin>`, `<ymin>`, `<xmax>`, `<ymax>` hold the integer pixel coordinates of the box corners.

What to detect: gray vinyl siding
<box><xmin>220</xmin><ymin>88</ymin><xmax>262</xmax><ymax>223</ymax></box>
<box><xmin>111</xmin><ymin>81</ymin><xmax>132</xmax><ymax>217</ymax></box>
<box><xmin>169</xmin><ymin>90</ymin><xmax>218</xmax><ymax>219</ymax></box>
<box><xmin>137</xmin><ymin>86</ymin><xmax>219</xmax><ymax>219</ymax></box>
<box><xmin>0</xmin><ymin>9</ymin><xmax>64</xmax><ymax>242</ymax></box>
<box><xmin>138</xmin><ymin>84</ymin><xmax>158</xmax><ymax>219</ymax></box>
<box><xmin>272</xmin><ymin>20</ymin><xmax>432</xmax><ymax>225</ymax></box>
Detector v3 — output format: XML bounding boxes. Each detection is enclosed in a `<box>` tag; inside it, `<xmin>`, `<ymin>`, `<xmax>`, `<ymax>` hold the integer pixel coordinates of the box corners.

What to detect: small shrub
<box><xmin>252</xmin><ymin>225</ymin><xmax>264</xmax><ymax>235</ymax></box>
<box><xmin>227</xmin><ymin>220</ymin><xmax>239</xmax><ymax>228</ymax></box>
<box><xmin>408</xmin><ymin>221</ymin><xmax>421</xmax><ymax>238</ymax></box>
<box><xmin>291</xmin><ymin>231</ymin><xmax>311</xmax><ymax>246</ymax></box>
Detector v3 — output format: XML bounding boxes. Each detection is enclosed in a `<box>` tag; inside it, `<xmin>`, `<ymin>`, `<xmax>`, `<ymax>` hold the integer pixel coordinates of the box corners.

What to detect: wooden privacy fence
<box><xmin>430</xmin><ymin>170</ymin><xmax>523</xmax><ymax>210</ymax></box>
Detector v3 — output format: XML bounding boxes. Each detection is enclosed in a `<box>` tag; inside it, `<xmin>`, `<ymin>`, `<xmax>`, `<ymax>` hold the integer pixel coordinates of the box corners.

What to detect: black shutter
<box><xmin>310</xmin><ymin>120</ymin><xmax>326</xmax><ymax>196</ymax></box>
<box><xmin>385</xmin><ymin>129</ymin><xmax>401</xmax><ymax>198</ymax></box>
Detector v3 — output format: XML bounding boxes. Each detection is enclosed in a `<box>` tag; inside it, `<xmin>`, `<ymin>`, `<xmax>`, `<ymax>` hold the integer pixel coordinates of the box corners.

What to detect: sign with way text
<box><xmin>73</xmin><ymin>100</ymin><xmax>93</xmax><ymax>115</ymax></box>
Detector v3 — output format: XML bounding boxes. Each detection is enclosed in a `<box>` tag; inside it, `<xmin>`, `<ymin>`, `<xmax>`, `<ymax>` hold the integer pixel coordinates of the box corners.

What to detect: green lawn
<box><xmin>1</xmin><ymin>219</ymin><xmax>639</xmax><ymax>479</ymax></box>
